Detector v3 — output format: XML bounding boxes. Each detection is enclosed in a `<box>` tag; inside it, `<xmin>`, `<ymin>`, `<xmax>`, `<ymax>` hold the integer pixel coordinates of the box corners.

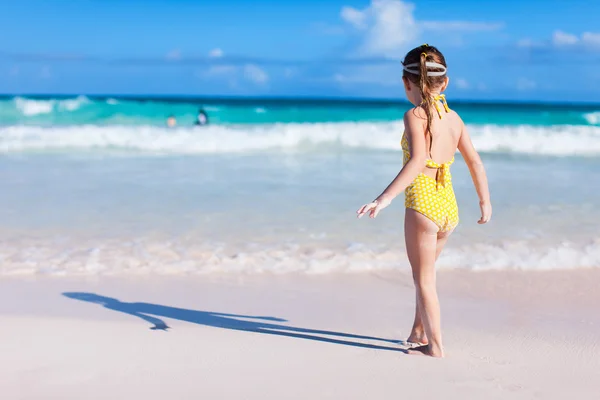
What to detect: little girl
<box><xmin>357</xmin><ymin>44</ymin><xmax>492</xmax><ymax>358</ymax></box>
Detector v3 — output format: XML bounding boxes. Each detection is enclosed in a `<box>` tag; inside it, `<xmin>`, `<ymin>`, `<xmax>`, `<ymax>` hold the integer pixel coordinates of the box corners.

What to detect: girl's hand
<box><xmin>357</xmin><ymin>195</ymin><xmax>392</xmax><ymax>219</ymax></box>
<box><xmin>478</xmin><ymin>201</ymin><xmax>492</xmax><ymax>224</ymax></box>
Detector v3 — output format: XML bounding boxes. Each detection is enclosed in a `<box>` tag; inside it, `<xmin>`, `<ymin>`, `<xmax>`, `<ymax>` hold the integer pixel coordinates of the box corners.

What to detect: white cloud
<box><xmin>542</xmin><ymin>30</ymin><xmax>600</xmax><ymax>49</ymax></box>
<box><xmin>455</xmin><ymin>78</ymin><xmax>470</xmax><ymax>90</ymax></box>
<box><xmin>244</xmin><ymin>64</ymin><xmax>269</xmax><ymax>84</ymax></box>
<box><xmin>165</xmin><ymin>49</ymin><xmax>181</xmax><ymax>61</ymax></box>
<box><xmin>339</xmin><ymin>0</ymin><xmax>504</xmax><ymax>59</ymax></box>
<box><xmin>582</xmin><ymin>32</ymin><xmax>600</xmax><ymax>46</ymax></box>
<box><xmin>341</xmin><ymin>6</ymin><xmax>368</xmax><ymax>30</ymax></box>
<box><xmin>421</xmin><ymin>21</ymin><xmax>503</xmax><ymax>32</ymax></box>
<box><xmin>553</xmin><ymin>30</ymin><xmax>579</xmax><ymax>46</ymax></box>
<box><xmin>517</xmin><ymin>78</ymin><xmax>536</xmax><ymax>91</ymax></box>
<box><xmin>208</xmin><ymin>48</ymin><xmax>224</xmax><ymax>58</ymax></box>
<box><xmin>517</xmin><ymin>30</ymin><xmax>600</xmax><ymax>53</ymax></box>
<box><xmin>340</xmin><ymin>0</ymin><xmax>419</xmax><ymax>59</ymax></box>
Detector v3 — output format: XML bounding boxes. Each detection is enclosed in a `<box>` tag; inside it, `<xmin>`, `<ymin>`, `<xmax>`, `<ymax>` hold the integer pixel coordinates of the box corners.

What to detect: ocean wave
<box><xmin>583</xmin><ymin>111</ymin><xmax>600</xmax><ymax>125</ymax></box>
<box><xmin>59</xmin><ymin>96</ymin><xmax>90</xmax><ymax>111</ymax></box>
<box><xmin>13</xmin><ymin>96</ymin><xmax>90</xmax><ymax>116</ymax></box>
<box><xmin>467</xmin><ymin>124</ymin><xmax>600</xmax><ymax>155</ymax></box>
<box><xmin>14</xmin><ymin>97</ymin><xmax>54</xmax><ymax>116</ymax></box>
<box><xmin>1</xmin><ymin>122</ymin><xmax>600</xmax><ymax>155</ymax></box>
<box><xmin>1</xmin><ymin>238</ymin><xmax>598</xmax><ymax>276</ymax></box>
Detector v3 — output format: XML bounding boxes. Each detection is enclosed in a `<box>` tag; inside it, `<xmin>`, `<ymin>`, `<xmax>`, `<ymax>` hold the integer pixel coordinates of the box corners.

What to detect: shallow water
<box><xmin>1</xmin><ymin>96</ymin><xmax>599</xmax><ymax>275</ymax></box>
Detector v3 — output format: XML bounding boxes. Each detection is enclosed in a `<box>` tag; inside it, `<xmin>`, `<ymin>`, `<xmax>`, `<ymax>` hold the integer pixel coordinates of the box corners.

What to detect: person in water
<box><xmin>357</xmin><ymin>44</ymin><xmax>492</xmax><ymax>358</ymax></box>
<box><xmin>166</xmin><ymin>115</ymin><xmax>177</xmax><ymax>128</ymax></box>
<box><xmin>195</xmin><ymin>108</ymin><xmax>209</xmax><ymax>126</ymax></box>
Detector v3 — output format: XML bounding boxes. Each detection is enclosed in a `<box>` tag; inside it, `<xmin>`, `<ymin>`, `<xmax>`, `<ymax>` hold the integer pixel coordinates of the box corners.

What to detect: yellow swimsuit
<box><xmin>402</xmin><ymin>95</ymin><xmax>459</xmax><ymax>232</ymax></box>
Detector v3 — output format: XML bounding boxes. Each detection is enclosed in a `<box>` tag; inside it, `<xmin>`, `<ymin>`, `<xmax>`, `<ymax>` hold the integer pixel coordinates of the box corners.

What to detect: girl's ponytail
<box><xmin>419</xmin><ymin>52</ymin><xmax>434</xmax><ymax>156</ymax></box>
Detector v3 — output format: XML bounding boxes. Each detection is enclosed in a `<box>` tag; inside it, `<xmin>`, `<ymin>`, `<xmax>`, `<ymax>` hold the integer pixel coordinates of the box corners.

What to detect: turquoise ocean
<box><xmin>1</xmin><ymin>95</ymin><xmax>599</xmax><ymax>275</ymax></box>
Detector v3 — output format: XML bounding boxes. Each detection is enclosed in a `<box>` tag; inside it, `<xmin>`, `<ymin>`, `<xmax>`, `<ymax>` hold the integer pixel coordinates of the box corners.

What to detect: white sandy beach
<box><xmin>2</xmin><ymin>270</ymin><xmax>599</xmax><ymax>400</ymax></box>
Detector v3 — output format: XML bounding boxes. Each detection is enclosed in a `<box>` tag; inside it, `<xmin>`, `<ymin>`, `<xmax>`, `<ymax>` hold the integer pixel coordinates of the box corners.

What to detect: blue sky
<box><xmin>1</xmin><ymin>0</ymin><xmax>599</xmax><ymax>101</ymax></box>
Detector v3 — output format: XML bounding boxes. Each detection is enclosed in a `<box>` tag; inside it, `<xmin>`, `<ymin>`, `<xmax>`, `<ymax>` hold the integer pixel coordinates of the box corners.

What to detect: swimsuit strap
<box><xmin>432</xmin><ymin>94</ymin><xmax>450</xmax><ymax>119</ymax></box>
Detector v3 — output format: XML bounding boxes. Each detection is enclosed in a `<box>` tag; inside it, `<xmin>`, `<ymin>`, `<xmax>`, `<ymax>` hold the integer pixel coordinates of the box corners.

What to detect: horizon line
<box><xmin>1</xmin><ymin>93</ymin><xmax>599</xmax><ymax>108</ymax></box>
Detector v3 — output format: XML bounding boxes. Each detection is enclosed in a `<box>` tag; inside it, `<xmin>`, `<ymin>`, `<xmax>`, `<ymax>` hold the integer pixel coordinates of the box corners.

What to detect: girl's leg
<box><xmin>407</xmin><ymin>292</ymin><xmax>427</xmax><ymax>344</ymax></box>
<box><xmin>407</xmin><ymin>230</ymin><xmax>452</xmax><ymax>345</ymax></box>
<box><xmin>404</xmin><ymin>209</ymin><xmax>444</xmax><ymax>357</ymax></box>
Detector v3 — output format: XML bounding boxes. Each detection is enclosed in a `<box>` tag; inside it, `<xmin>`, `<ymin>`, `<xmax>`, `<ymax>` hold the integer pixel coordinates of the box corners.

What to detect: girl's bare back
<box><xmin>409</xmin><ymin>106</ymin><xmax>463</xmax><ymax>181</ymax></box>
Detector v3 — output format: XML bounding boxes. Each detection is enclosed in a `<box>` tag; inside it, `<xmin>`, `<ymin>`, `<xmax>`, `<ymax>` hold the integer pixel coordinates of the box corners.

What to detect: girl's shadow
<box><xmin>63</xmin><ymin>292</ymin><xmax>406</xmax><ymax>353</ymax></box>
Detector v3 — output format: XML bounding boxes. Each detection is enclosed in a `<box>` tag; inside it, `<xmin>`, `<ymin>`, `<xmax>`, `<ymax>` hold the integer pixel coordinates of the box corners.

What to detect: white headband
<box><xmin>403</xmin><ymin>62</ymin><xmax>447</xmax><ymax>77</ymax></box>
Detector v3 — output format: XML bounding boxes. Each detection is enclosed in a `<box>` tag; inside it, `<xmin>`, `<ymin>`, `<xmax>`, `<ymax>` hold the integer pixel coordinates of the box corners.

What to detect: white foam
<box><xmin>14</xmin><ymin>97</ymin><xmax>54</xmax><ymax>116</ymax></box>
<box><xmin>255</xmin><ymin>107</ymin><xmax>267</xmax><ymax>114</ymax></box>
<box><xmin>583</xmin><ymin>112</ymin><xmax>600</xmax><ymax>125</ymax></box>
<box><xmin>14</xmin><ymin>96</ymin><xmax>90</xmax><ymax>116</ymax></box>
<box><xmin>437</xmin><ymin>240</ymin><xmax>600</xmax><ymax>271</ymax></box>
<box><xmin>58</xmin><ymin>96</ymin><xmax>89</xmax><ymax>111</ymax></box>
<box><xmin>468</xmin><ymin>124</ymin><xmax>600</xmax><ymax>155</ymax></box>
<box><xmin>1</xmin><ymin>122</ymin><xmax>600</xmax><ymax>155</ymax></box>
<box><xmin>0</xmin><ymin>238</ymin><xmax>598</xmax><ymax>276</ymax></box>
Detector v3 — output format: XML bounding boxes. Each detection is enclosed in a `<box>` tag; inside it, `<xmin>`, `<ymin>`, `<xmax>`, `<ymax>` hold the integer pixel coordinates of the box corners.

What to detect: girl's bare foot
<box><xmin>406</xmin><ymin>329</ymin><xmax>428</xmax><ymax>346</ymax></box>
<box><xmin>407</xmin><ymin>344</ymin><xmax>444</xmax><ymax>358</ymax></box>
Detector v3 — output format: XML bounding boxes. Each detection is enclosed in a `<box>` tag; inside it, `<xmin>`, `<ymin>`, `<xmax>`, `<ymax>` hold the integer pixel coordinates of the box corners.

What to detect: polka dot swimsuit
<box><xmin>401</xmin><ymin>97</ymin><xmax>459</xmax><ymax>232</ymax></box>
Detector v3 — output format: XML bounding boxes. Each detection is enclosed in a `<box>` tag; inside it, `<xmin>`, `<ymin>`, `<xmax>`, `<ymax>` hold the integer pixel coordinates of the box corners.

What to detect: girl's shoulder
<box><xmin>403</xmin><ymin>106</ymin><xmax>428</xmax><ymax>125</ymax></box>
<box><xmin>446</xmin><ymin>109</ymin><xmax>465</xmax><ymax>128</ymax></box>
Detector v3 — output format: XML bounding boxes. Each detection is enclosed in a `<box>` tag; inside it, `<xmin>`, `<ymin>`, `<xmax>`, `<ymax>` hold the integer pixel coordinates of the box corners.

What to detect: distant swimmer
<box><xmin>195</xmin><ymin>108</ymin><xmax>209</xmax><ymax>126</ymax></box>
<box><xmin>166</xmin><ymin>115</ymin><xmax>177</xmax><ymax>127</ymax></box>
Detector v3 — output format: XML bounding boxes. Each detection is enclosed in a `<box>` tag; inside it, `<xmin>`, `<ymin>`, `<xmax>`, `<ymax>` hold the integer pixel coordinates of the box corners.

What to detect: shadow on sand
<box><xmin>63</xmin><ymin>292</ymin><xmax>406</xmax><ymax>353</ymax></box>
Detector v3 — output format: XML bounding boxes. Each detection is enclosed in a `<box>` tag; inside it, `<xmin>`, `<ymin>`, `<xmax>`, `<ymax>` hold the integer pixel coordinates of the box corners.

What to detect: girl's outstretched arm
<box><xmin>457</xmin><ymin>121</ymin><xmax>492</xmax><ymax>224</ymax></box>
<box><xmin>357</xmin><ymin>110</ymin><xmax>427</xmax><ymax>219</ymax></box>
